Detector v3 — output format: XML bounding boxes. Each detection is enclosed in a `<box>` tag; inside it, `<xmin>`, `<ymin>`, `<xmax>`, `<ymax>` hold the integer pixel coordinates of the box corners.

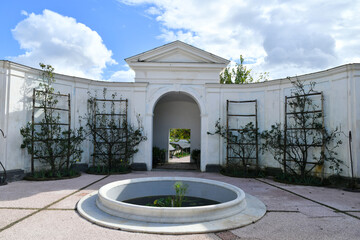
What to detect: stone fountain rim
<box><xmin>98</xmin><ymin>177</ymin><xmax>245</xmax><ymax>210</ymax></box>
<box><xmin>77</xmin><ymin>191</ymin><xmax>266</xmax><ymax>234</ymax></box>
<box><xmin>77</xmin><ymin>177</ymin><xmax>267</xmax><ymax>234</ymax></box>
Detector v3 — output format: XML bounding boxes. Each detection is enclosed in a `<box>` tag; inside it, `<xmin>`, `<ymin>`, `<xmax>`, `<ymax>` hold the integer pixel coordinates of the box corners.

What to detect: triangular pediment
<box><xmin>125</xmin><ymin>40</ymin><xmax>229</xmax><ymax>65</ymax></box>
<box><xmin>148</xmin><ymin>49</ymin><xmax>208</xmax><ymax>63</ymax></box>
<box><xmin>125</xmin><ymin>41</ymin><xmax>229</xmax><ymax>84</ymax></box>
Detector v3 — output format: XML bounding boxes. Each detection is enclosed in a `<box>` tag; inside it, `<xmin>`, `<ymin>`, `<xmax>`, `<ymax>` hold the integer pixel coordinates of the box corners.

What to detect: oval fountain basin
<box><xmin>96</xmin><ymin>177</ymin><xmax>247</xmax><ymax>224</ymax></box>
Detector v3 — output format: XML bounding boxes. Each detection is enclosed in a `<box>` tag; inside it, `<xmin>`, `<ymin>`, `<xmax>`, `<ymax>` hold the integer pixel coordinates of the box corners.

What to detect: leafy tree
<box><xmin>170</xmin><ymin>128</ymin><xmax>190</xmax><ymax>142</ymax></box>
<box><xmin>220</xmin><ymin>55</ymin><xmax>268</xmax><ymax>84</ymax></box>
<box><xmin>220</xmin><ymin>55</ymin><xmax>252</xmax><ymax>84</ymax></box>
<box><xmin>220</xmin><ymin>55</ymin><xmax>269</xmax><ymax>84</ymax></box>
<box><xmin>20</xmin><ymin>63</ymin><xmax>84</xmax><ymax>176</ymax></box>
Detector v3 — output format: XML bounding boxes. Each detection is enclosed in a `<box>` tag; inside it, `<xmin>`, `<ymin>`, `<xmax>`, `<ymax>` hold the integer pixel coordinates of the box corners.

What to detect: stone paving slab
<box><xmin>215</xmin><ymin>231</ymin><xmax>239</xmax><ymax>240</ymax></box>
<box><xmin>348</xmin><ymin>212</ymin><xmax>360</xmax><ymax>218</ymax></box>
<box><xmin>243</xmin><ymin>182</ymin><xmax>318</xmax><ymax>211</ymax></box>
<box><xmin>0</xmin><ymin>209</ymin><xmax>35</xmax><ymax>229</ymax></box>
<box><xmin>50</xmin><ymin>190</ymin><xmax>93</xmax><ymax>209</ymax></box>
<box><xmin>0</xmin><ymin>174</ymin><xmax>104</xmax><ymax>208</ymax></box>
<box><xmin>297</xmin><ymin>206</ymin><xmax>344</xmax><ymax>218</ymax></box>
<box><xmin>280</xmin><ymin>184</ymin><xmax>360</xmax><ymax>211</ymax></box>
<box><xmin>258</xmin><ymin>178</ymin><xmax>360</xmax><ymax>211</ymax></box>
<box><xmin>168</xmin><ymin>155</ymin><xmax>191</xmax><ymax>163</ymax></box>
<box><xmin>231</xmin><ymin>212</ymin><xmax>360</xmax><ymax>240</ymax></box>
<box><xmin>202</xmin><ymin>176</ymin><xmax>319</xmax><ymax>211</ymax></box>
<box><xmin>0</xmin><ymin>210</ymin><xmax>221</xmax><ymax>240</ymax></box>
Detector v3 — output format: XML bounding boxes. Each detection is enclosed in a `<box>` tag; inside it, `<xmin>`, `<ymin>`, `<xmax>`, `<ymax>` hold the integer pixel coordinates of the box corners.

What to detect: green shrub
<box><xmin>153</xmin><ymin>147</ymin><xmax>166</xmax><ymax>166</ymax></box>
<box><xmin>86</xmin><ymin>163</ymin><xmax>131</xmax><ymax>175</ymax></box>
<box><xmin>24</xmin><ymin>168</ymin><xmax>80</xmax><ymax>181</ymax></box>
<box><xmin>191</xmin><ymin>149</ymin><xmax>200</xmax><ymax>168</ymax></box>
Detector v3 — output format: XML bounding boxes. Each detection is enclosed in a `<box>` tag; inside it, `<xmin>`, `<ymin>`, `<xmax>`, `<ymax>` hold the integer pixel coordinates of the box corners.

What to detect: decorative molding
<box><xmin>125</xmin><ymin>40</ymin><xmax>229</xmax><ymax>65</ymax></box>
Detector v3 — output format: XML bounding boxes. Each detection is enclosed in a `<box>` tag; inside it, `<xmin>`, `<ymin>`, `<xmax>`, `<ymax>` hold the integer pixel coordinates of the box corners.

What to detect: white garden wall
<box><xmin>0</xmin><ymin>41</ymin><xmax>359</xmax><ymax>178</ymax></box>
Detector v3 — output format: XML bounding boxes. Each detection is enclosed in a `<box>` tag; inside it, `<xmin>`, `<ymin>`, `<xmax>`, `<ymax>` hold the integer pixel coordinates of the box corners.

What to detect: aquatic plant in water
<box><xmin>151</xmin><ymin>181</ymin><xmax>188</xmax><ymax>207</ymax></box>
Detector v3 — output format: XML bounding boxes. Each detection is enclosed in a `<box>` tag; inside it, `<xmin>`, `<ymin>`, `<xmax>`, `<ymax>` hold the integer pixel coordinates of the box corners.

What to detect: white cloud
<box><xmin>11</xmin><ymin>9</ymin><xmax>116</xmax><ymax>80</ymax></box>
<box><xmin>119</xmin><ymin>0</ymin><xmax>360</xmax><ymax>79</ymax></box>
<box><xmin>146</xmin><ymin>6</ymin><xmax>162</xmax><ymax>15</ymax></box>
<box><xmin>107</xmin><ymin>67</ymin><xmax>135</xmax><ymax>82</ymax></box>
<box><xmin>20</xmin><ymin>10</ymin><xmax>28</xmax><ymax>16</ymax></box>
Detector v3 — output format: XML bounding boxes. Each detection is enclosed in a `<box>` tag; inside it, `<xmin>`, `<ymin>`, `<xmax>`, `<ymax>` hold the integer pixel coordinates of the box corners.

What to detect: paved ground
<box><xmin>156</xmin><ymin>156</ymin><xmax>197</xmax><ymax>170</ymax></box>
<box><xmin>0</xmin><ymin>171</ymin><xmax>359</xmax><ymax>240</ymax></box>
<box><xmin>168</xmin><ymin>155</ymin><xmax>191</xmax><ymax>163</ymax></box>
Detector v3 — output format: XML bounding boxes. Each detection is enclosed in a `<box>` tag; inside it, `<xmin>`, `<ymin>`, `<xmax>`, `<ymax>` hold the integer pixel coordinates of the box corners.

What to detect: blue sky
<box><xmin>1</xmin><ymin>0</ymin><xmax>359</xmax><ymax>81</ymax></box>
<box><xmin>0</xmin><ymin>0</ymin><xmax>166</xmax><ymax>80</ymax></box>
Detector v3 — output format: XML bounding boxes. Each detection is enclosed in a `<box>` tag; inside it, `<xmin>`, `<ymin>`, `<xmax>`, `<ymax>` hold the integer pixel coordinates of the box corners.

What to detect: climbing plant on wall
<box><xmin>85</xmin><ymin>88</ymin><xmax>147</xmax><ymax>174</ymax></box>
<box><xmin>210</xmin><ymin>121</ymin><xmax>259</xmax><ymax>174</ymax></box>
<box><xmin>208</xmin><ymin>119</ymin><xmax>259</xmax><ymax>177</ymax></box>
<box><xmin>208</xmin><ymin>99</ymin><xmax>259</xmax><ymax>177</ymax></box>
<box><xmin>20</xmin><ymin>63</ymin><xmax>84</xmax><ymax>178</ymax></box>
<box><xmin>261</xmin><ymin>78</ymin><xmax>343</xmax><ymax>182</ymax></box>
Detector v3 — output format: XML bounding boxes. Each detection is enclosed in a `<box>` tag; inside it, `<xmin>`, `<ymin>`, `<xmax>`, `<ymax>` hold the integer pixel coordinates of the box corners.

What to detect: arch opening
<box><xmin>152</xmin><ymin>92</ymin><xmax>201</xmax><ymax>170</ymax></box>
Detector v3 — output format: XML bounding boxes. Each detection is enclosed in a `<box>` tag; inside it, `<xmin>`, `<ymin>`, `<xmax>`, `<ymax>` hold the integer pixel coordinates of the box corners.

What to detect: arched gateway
<box><xmin>152</xmin><ymin>92</ymin><xmax>201</xmax><ymax>168</ymax></box>
<box><xmin>125</xmin><ymin>41</ymin><xmax>229</xmax><ymax>171</ymax></box>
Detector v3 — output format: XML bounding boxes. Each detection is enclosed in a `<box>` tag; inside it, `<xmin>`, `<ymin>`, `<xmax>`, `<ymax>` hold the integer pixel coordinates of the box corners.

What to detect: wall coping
<box><xmin>1</xmin><ymin>60</ymin><xmax>359</xmax><ymax>88</ymax></box>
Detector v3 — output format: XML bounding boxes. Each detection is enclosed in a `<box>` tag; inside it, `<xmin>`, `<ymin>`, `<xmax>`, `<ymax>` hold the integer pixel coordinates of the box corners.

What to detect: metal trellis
<box><xmin>283</xmin><ymin>92</ymin><xmax>324</xmax><ymax>174</ymax></box>
<box><xmin>31</xmin><ymin>89</ymin><xmax>71</xmax><ymax>174</ymax></box>
<box><xmin>226</xmin><ymin>100</ymin><xmax>258</xmax><ymax>169</ymax></box>
<box><xmin>92</xmin><ymin>98</ymin><xmax>128</xmax><ymax>167</ymax></box>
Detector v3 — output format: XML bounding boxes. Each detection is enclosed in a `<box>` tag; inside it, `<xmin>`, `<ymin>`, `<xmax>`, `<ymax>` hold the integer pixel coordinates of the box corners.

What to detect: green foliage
<box><xmin>151</xmin><ymin>197</ymin><xmax>173</xmax><ymax>207</ymax></box>
<box><xmin>38</xmin><ymin>63</ymin><xmax>56</xmax><ymax>91</ymax></box>
<box><xmin>24</xmin><ymin>168</ymin><xmax>80</xmax><ymax>181</ymax></box>
<box><xmin>150</xmin><ymin>182</ymin><xmax>188</xmax><ymax>207</ymax></box>
<box><xmin>170</xmin><ymin>128</ymin><xmax>190</xmax><ymax>142</ymax></box>
<box><xmin>20</xmin><ymin>63</ymin><xmax>84</xmax><ymax>176</ymax></box>
<box><xmin>191</xmin><ymin>149</ymin><xmax>200</xmax><ymax>168</ymax></box>
<box><xmin>85</xmin><ymin>89</ymin><xmax>147</xmax><ymax>173</ymax></box>
<box><xmin>261</xmin><ymin>123</ymin><xmax>283</xmax><ymax>164</ymax></box>
<box><xmin>174</xmin><ymin>152</ymin><xmax>190</xmax><ymax>158</ymax></box>
<box><xmin>220</xmin><ymin>55</ymin><xmax>269</xmax><ymax>84</ymax></box>
<box><xmin>173</xmin><ymin>181</ymin><xmax>188</xmax><ymax>207</ymax></box>
<box><xmin>274</xmin><ymin>173</ymin><xmax>326</xmax><ymax>186</ymax></box>
<box><xmin>261</xmin><ymin>78</ymin><xmax>343</xmax><ymax>179</ymax></box>
<box><xmin>208</xmin><ymin>120</ymin><xmax>259</xmax><ymax>174</ymax></box>
<box><xmin>86</xmin><ymin>165</ymin><xmax>130</xmax><ymax>175</ymax></box>
<box><xmin>152</xmin><ymin>147</ymin><xmax>166</xmax><ymax>167</ymax></box>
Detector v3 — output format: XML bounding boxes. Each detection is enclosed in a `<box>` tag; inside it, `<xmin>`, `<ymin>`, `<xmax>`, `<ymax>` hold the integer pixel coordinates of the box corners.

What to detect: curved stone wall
<box><xmin>0</xmin><ymin>60</ymin><xmax>359</xmax><ymax>177</ymax></box>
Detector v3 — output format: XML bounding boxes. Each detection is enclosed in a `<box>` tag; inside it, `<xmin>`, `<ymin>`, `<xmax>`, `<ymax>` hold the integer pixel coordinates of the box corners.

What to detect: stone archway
<box><xmin>152</xmin><ymin>92</ymin><xmax>201</xmax><ymax>169</ymax></box>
